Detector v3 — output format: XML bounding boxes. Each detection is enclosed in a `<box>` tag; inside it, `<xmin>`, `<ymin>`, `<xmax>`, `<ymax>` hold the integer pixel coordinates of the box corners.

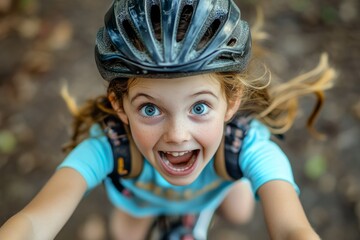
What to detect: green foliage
<box><xmin>0</xmin><ymin>130</ymin><xmax>17</xmax><ymax>154</ymax></box>
<box><xmin>320</xmin><ymin>5</ymin><xmax>339</xmax><ymax>24</ymax></box>
<box><xmin>17</xmin><ymin>0</ymin><xmax>37</xmax><ymax>13</ymax></box>
<box><xmin>19</xmin><ymin>0</ymin><xmax>32</xmax><ymax>8</ymax></box>
<box><xmin>304</xmin><ymin>154</ymin><xmax>327</xmax><ymax>180</ymax></box>
<box><xmin>289</xmin><ymin>0</ymin><xmax>312</xmax><ymax>12</ymax></box>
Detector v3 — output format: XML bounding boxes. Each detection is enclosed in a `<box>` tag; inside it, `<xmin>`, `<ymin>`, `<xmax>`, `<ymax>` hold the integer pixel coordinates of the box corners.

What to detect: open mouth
<box><xmin>158</xmin><ymin>150</ymin><xmax>199</xmax><ymax>176</ymax></box>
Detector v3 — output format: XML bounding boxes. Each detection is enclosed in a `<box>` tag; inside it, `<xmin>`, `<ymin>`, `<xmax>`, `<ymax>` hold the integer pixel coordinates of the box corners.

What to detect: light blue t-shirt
<box><xmin>58</xmin><ymin>120</ymin><xmax>299</xmax><ymax>217</ymax></box>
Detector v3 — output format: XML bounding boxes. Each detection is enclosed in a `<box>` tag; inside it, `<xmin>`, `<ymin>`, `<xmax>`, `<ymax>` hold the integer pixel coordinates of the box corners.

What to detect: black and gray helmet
<box><xmin>95</xmin><ymin>0</ymin><xmax>251</xmax><ymax>80</ymax></box>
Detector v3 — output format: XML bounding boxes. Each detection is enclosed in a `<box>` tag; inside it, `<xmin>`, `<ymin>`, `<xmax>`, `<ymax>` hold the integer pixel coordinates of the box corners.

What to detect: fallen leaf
<box><xmin>22</xmin><ymin>50</ymin><xmax>54</xmax><ymax>74</ymax></box>
<box><xmin>17</xmin><ymin>17</ymin><xmax>41</xmax><ymax>39</ymax></box>
<box><xmin>353</xmin><ymin>101</ymin><xmax>360</xmax><ymax>120</ymax></box>
<box><xmin>47</xmin><ymin>20</ymin><xmax>73</xmax><ymax>50</ymax></box>
<box><xmin>0</xmin><ymin>0</ymin><xmax>12</xmax><ymax>14</ymax></box>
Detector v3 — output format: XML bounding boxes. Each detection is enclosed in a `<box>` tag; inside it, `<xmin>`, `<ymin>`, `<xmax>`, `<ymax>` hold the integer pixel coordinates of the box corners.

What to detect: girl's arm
<box><xmin>258</xmin><ymin>180</ymin><xmax>320</xmax><ymax>240</ymax></box>
<box><xmin>0</xmin><ymin>167</ymin><xmax>87</xmax><ymax>240</ymax></box>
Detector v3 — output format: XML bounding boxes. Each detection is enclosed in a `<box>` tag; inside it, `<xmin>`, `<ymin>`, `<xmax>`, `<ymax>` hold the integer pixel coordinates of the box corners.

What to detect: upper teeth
<box><xmin>165</xmin><ymin>151</ymin><xmax>190</xmax><ymax>157</ymax></box>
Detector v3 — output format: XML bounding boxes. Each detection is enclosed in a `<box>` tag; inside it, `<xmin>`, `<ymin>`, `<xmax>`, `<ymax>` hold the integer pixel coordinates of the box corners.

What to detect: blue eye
<box><xmin>140</xmin><ymin>104</ymin><xmax>160</xmax><ymax>117</ymax></box>
<box><xmin>191</xmin><ymin>103</ymin><xmax>209</xmax><ymax>115</ymax></box>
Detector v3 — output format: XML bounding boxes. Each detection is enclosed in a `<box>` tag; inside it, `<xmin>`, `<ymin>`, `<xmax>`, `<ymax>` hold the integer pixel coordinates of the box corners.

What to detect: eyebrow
<box><xmin>191</xmin><ymin>90</ymin><xmax>219</xmax><ymax>100</ymax></box>
<box><xmin>130</xmin><ymin>90</ymin><xmax>219</xmax><ymax>104</ymax></box>
<box><xmin>130</xmin><ymin>93</ymin><xmax>155</xmax><ymax>104</ymax></box>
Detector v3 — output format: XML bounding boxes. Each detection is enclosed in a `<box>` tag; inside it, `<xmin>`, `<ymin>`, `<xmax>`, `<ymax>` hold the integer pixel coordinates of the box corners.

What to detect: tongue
<box><xmin>164</xmin><ymin>151</ymin><xmax>193</xmax><ymax>165</ymax></box>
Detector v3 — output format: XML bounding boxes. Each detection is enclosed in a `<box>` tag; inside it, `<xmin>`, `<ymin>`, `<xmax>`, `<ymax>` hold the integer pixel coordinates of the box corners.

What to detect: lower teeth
<box><xmin>163</xmin><ymin>154</ymin><xmax>196</xmax><ymax>172</ymax></box>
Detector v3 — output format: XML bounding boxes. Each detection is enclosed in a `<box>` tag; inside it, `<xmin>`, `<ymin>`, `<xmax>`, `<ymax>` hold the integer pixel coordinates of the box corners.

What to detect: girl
<box><xmin>0</xmin><ymin>0</ymin><xmax>335</xmax><ymax>239</ymax></box>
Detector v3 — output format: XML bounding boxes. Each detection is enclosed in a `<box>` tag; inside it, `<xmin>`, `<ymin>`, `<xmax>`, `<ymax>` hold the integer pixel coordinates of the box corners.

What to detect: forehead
<box><xmin>128</xmin><ymin>73</ymin><xmax>222</xmax><ymax>92</ymax></box>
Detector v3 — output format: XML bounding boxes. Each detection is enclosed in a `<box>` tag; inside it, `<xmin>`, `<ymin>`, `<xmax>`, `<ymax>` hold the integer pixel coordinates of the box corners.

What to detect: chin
<box><xmin>162</xmin><ymin>172</ymin><xmax>200</xmax><ymax>186</ymax></box>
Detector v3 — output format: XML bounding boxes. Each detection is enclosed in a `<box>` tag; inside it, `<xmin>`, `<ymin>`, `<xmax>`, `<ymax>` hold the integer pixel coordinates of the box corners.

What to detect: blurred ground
<box><xmin>0</xmin><ymin>0</ymin><xmax>359</xmax><ymax>239</ymax></box>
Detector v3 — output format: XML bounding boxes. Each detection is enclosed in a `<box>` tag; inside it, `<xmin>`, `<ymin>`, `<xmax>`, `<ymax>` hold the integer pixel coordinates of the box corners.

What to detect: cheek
<box><xmin>196</xmin><ymin>119</ymin><xmax>224</xmax><ymax>155</ymax></box>
<box><xmin>129</xmin><ymin>125</ymin><xmax>158</xmax><ymax>155</ymax></box>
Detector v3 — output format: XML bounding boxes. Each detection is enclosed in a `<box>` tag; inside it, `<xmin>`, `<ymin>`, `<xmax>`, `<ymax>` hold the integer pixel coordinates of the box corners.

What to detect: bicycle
<box><xmin>146</xmin><ymin>209</ymin><xmax>216</xmax><ymax>240</ymax></box>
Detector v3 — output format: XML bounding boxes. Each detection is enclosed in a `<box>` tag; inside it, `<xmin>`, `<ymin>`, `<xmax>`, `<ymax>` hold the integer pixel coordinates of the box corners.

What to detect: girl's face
<box><xmin>114</xmin><ymin>74</ymin><xmax>239</xmax><ymax>185</ymax></box>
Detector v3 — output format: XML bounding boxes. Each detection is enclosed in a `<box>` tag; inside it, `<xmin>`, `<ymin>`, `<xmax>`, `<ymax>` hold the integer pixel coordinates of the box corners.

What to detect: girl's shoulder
<box><xmin>248</xmin><ymin>119</ymin><xmax>272</xmax><ymax>141</ymax></box>
<box><xmin>240</xmin><ymin>120</ymin><xmax>299</xmax><ymax>197</ymax></box>
<box><xmin>58</xmin><ymin>123</ymin><xmax>113</xmax><ymax>190</ymax></box>
<box><xmin>242</xmin><ymin>119</ymin><xmax>284</xmax><ymax>158</ymax></box>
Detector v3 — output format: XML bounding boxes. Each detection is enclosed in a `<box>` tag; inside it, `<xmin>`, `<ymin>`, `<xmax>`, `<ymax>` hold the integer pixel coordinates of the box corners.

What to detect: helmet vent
<box><xmin>176</xmin><ymin>5</ymin><xmax>193</xmax><ymax>42</ymax></box>
<box><xmin>227</xmin><ymin>38</ymin><xmax>237</xmax><ymax>47</ymax></box>
<box><xmin>217</xmin><ymin>54</ymin><xmax>234</xmax><ymax>61</ymax></box>
<box><xmin>150</xmin><ymin>5</ymin><xmax>161</xmax><ymax>42</ymax></box>
<box><xmin>196</xmin><ymin>19</ymin><xmax>221</xmax><ymax>50</ymax></box>
<box><xmin>104</xmin><ymin>30</ymin><xmax>118</xmax><ymax>52</ymax></box>
<box><xmin>122</xmin><ymin>19</ymin><xmax>145</xmax><ymax>51</ymax></box>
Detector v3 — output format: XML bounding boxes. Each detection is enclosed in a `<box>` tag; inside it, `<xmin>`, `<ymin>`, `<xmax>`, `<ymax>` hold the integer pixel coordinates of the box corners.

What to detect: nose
<box><xmin>163</xmin><ymin>117</ymin><xmax>191</xmax><ymax>144</ymax></box>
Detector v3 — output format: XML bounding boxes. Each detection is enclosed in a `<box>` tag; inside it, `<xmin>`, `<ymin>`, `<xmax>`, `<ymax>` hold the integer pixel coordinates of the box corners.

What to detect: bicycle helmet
<box><xmin>95</xmin><ymin>0</ymin><xmax>251</xmax><ymax>80</ymax></box>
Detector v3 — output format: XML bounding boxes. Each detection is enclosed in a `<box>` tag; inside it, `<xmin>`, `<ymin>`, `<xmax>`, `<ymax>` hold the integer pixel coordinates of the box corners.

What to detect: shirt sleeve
<box><xmin>57</xmin><ymin>125</ymin><xmax>113</xmax><ymax>190</ymax></box>
<box><xmin>240</xmin><ymin>120</ymin><xmax>300</xmax><ymax>198</ymax></box>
